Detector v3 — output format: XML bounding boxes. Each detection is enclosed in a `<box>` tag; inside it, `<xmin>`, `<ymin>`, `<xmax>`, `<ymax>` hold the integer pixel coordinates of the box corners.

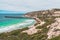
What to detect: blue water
<box><xmin>0</xmin><ymin>14</ymin><xmax>35</xmax><ymax>28</ymax></box>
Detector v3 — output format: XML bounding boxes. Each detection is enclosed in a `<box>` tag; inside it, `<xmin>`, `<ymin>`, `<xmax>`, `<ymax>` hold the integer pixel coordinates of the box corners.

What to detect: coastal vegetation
<box><xmin>0</xmin><ymin>28</ymin><xmax>48</xmax><ymax>40</ymax></box>
<box><xmin>0</xmin><ymin>9</ymin><xmax>60</xmax><ymax>40</ymax></box>
<box><xmin>49</xmin><ymin>35</ymin><xmax>60</xmax><ymax>40</ymax></box>
<box><xmin>0</xmin><ymin>15</ymin><xmax>55</xmax><ymax>40</ymax></box>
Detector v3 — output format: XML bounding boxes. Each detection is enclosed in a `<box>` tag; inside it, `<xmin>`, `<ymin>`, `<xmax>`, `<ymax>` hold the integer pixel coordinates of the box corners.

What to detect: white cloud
<box><xmin>0</xmin><ymin>0</ymin><xmax>60</xmax><ymax>12</ymax></box>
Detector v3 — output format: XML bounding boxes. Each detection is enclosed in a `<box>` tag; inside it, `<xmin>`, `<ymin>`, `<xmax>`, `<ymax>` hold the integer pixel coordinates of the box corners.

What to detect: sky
<box><xmin>0</xmin><ymin>0</ymin><xmax>60</xmax><ymax>13</ymax></box>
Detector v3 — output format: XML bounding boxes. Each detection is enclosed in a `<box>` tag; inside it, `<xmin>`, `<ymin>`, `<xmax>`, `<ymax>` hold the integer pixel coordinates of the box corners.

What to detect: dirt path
<box><xmin>22</xmin><ymin>17</ymin><xmax>45</xmax><ymax>35</ymax></box>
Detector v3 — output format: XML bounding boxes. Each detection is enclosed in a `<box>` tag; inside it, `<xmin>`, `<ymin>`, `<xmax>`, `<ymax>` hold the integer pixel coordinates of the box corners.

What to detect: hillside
<box><xmin>24</xmin><ymin>8</ymin><xmax>60</xmax><ymax>40</ymax></box>
<box><xmin>25</xmin><ymin>8</ymin><xmax>60</xmax><ymax>17</ymax></box>
<box><xmin>0</xmin><ymin>9</ymin><xmax>60</xmax><ymax>40</ymax></box>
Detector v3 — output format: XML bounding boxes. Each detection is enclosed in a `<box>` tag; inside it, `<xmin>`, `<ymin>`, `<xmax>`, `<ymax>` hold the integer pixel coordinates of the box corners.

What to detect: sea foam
<box><xmin>0</xmin><ymin>19</ymin><xmax>35</xmax><ymax>33</ymax></box>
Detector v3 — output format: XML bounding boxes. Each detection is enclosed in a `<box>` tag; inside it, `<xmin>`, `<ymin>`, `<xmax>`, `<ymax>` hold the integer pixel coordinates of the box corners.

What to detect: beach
<box><xmin>22</xmin><ymin>17</ymin><xmax>45</xmax><ymax>35</ymax></box>
<box><xmin>0</xmin><ymin>19</ymin><xmax>34</xmax><ymax>33</ymax></box>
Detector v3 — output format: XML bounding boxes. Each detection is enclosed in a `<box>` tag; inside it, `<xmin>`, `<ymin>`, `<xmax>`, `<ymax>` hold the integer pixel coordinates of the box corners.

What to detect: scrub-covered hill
<box><xmin>0</xmin><ymin>8</ymin><xmax>60</xmax><ymax>40</ymax></box>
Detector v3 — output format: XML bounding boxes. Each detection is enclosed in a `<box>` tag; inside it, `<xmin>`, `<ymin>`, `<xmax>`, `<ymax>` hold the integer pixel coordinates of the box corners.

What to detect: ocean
<box><xmin>0</xmin><ymin>14</ymin><xmax>35</xmax><ymax>33</ymax></box>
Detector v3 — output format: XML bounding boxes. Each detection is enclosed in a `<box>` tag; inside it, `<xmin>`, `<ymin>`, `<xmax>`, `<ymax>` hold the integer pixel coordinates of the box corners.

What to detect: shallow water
<box><xmin>0</xmin><ymin>14</ymin><xmax>35</xmax><ymax>33</ymax></box>
<box><xmin>0</xmin><ymin>14</ymin><xmax>35</xmax><ymax>26</ymax></box>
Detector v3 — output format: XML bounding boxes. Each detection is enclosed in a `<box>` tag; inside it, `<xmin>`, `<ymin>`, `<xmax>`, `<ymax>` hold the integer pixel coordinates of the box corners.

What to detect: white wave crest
<box><xmin>0</xmin><ymin>19</ymin><xmax>35</xmax><ymax>33</ymax></box>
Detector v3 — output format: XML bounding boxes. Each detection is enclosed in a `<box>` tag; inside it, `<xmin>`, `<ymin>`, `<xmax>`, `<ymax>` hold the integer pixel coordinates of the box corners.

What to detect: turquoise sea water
<box><xmin>0</xmin><ymin>14</ymin><xmax>35</xmax><ymax>33</ymax></box>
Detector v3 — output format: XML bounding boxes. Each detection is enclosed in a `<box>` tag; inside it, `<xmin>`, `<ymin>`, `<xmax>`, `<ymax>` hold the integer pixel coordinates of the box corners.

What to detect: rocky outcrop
<box><xmin>25</xmin><ymin>8</ymin><xmax>60</xmax><ymax>17</ymax></box>
<box><xmin>24</xmin><ymin>8</ymin><xmax>60</xmax><ymax>39</ymax></box>
<box><xmin>47</xmin><ymin>18</ymin><xmax>60</xmax><ymax>39</ymax></box>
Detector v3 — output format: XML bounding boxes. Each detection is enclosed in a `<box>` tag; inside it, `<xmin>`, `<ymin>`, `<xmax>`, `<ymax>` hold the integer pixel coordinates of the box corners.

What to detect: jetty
<box><xmin>5</xmin><ymin>16</ymin><xmax>42</xmax><ymax>24</ymax></box>
<box><xmin>4</xmin><ymin>16</ymin><xmax>33</xmax><ymax>19</ymax></box>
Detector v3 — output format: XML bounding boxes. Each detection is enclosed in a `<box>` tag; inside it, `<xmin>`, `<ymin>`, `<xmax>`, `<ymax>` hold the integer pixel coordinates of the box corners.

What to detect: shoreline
<box><xmin>0</xmin><ymin>16</ymin><xmax>45</xmax><ymax>35</ymax></box>
<box><xmin>22</xmin><ymin>17</ymin><xmax>45</xmax><ymax>35</ymax></box>
<box><xmin>0</xmin><ymin>19</ymin><xmax>35</xmax><ymax>33</ymax></box>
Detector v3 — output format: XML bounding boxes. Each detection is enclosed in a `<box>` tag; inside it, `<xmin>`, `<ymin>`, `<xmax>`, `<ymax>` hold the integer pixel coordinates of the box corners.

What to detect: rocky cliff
<box><xmin>25</xmin><ymin>8</ymin><xmax>60</xmax><ymax>17</ymax></box>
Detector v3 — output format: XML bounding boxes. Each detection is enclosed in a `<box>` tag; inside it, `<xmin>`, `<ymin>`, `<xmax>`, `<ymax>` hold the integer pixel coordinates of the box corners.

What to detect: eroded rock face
<box><xmin>25</xmin><ymin>9</ymin><xmax>60</xmax><ymax>18</ymax></box>
<box><xmin>24</xmin><ymin>9</ymin><xmax>60</xmax><ymax>39</ymax></box>
<box><xmin>22</xmin><ymin>21</ymin><xmax>45</xmax><ymax>35</ymax></box>
<box><xmin>47</xmin><ymin>18</ymin><xmax>60</xmax><ymax>39</ymax></box>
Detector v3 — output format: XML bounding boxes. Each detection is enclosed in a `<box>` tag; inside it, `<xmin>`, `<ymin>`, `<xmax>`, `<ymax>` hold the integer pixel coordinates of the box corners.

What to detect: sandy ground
<box><xmin>22</xmin><ymin>21</ymin><xmax>45</xmax><ymax>35</ymax></box>
<box><xmin>22</xmin><ymin>17</ymin><xmax>60</xmax><ymax>39</ymax></box>
<box><xmin>47</xmin><ymin>18</ymin><xmax>60</xmax><ymax>39</ymax></box>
